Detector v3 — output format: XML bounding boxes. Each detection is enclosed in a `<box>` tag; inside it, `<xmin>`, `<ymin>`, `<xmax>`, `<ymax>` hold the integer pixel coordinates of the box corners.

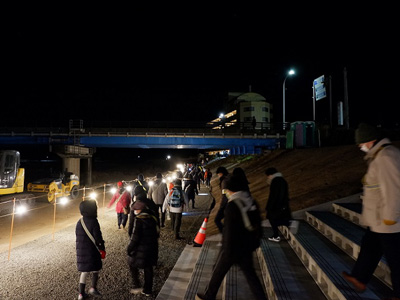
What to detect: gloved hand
<box><xmin>383</xmin><ymin>219</ymin><xmax>397</xmax><ymax>225</ymax></box>
<box><xmin>99</xmin><ymin>250</ymin><xmax>106</xmax><ymax>259</ymax></box>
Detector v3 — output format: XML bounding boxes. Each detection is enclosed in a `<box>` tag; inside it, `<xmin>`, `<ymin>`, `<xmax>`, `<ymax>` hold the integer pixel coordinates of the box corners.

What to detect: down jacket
<box><xmin>127</xmin><ymin>211</ymin><xmax>159</xmax><ymax>268</ymax></box>
<box><xmin>76</xmin><ymin>200</ymin><xmax>105</xmax><ymax>272</ymax></box>
<box><xmin>361</xmin><ymin>138</ymin><xmax>400</xmax><ymax>233</ymax></box>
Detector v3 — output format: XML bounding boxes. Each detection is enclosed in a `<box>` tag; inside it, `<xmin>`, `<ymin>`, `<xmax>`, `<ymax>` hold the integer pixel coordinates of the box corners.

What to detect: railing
<box><xmin>0</xmin><ymin>120</ymin><xmax>288</xmax><ymax>136</ymax></box>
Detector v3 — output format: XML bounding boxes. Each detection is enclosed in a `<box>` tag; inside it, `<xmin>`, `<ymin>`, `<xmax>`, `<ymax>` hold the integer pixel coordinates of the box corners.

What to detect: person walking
<box><xmin>342</xmin><ymin>123</ymin><xmax>400</xmax><ymax>300</ymax></box>
<box><xmin>184</xmin><ymin>174</ymin><xmax>198</xmax><ymax>209</ymax></box>
<box><xmin>196</xmin><ymin>173</ymin><xmax>266</xmax><ymax>300</ymax></box>
<box><xmin>214</xmin><ymin>166</ymin><xmax>229</xmax><ymax>233</ymax></box>
<box><xmin>107</xmin><ymin>181</ymin><xmax>131</xmax><ymax>229</ymax></box>
<box><xmin>147</xmin><ymin>172</ymin><xmax>168</xmax><ymax>227</ymax></box>
<box><xmin>75</xmin><ymin>199</ymin><xmax>106</xmax><ymax>300</ymax></box>
<box><xmin>128</xmin><ymin>200</ymin><xmax>159</xmax><ymax>297</ymax></box>
<box><xmin>162</xmin><ymin>179</ymin><xmax>186</xmax><ymax>240</ymax></box>
<box><xmin>265</xmin><ymin>167</ymin><xmax>298</xmax><ymax>242</ymax></box>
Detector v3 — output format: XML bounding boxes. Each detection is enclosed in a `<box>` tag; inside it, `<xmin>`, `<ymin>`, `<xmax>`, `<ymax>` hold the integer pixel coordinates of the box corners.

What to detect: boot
<box><xmin>78</xmin><ymin>283</ymin><xmax>87</xmax><ymax>299</ymax></box>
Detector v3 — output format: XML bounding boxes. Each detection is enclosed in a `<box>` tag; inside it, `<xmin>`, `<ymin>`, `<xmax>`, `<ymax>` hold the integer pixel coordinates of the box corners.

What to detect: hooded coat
<box><xmin>361</xmin><ymin>138</ymin><xmax>400</xmax><ymax>233</ymax></box>
<box><xmin>76</xmin><ymin>200</ymin><xmax>105</xmax><ymax>272</ymax></box>
<box><xmin>127</xmin><ymin>211</ymin><xmax>159</xmax><ymax>268</ymax></box>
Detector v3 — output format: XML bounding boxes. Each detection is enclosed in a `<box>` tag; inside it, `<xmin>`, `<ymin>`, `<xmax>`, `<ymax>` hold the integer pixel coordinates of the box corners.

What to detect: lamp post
<box><xmin>283</xmin><ymin>69</ymin><xmax>295</xmax><ymax>129</ymax></box>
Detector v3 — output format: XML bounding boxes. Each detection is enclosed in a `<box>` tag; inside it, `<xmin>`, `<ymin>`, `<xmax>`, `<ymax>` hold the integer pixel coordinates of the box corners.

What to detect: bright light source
<box><xmin>126</xmin><ymin>185</ymin><xmax>132</xmax><ymax>192</ymax></box>
<box><xmin>59</xmin><ymin>197</ymin><xmax>69</xmax><ymax>205</ymax></box>
<box><xmin>219</xmin><ymin>113</ymin><xmax>224</xmax><ymax>119</ymax></box>
<box><xmin>198</xmin><ymin>193</ymin><xmax>208</xmax><ymax>196</ymax></box>
<box><xmin>110</xmin><ymin>187</ymin><xmax>117</xmax><ymax>194</ymax></box>
<box><xmin>162</xmin><ymin>178</ymin><xmax>166</xmax><ymax>183</ymax></box>
<box><xmin>148</xmin><ymin>180</ymin><xmax>154</xmax><ymax>187</ymax></box>
<box><xmin>16</xmin><ymin>205</ymin><xmax>27</xmax><ymax>215</ymax></box>
<box><xmin>167</xmin><ymin>176</ymin><xmax>172</xmax><ymax>182</ymax></box>
<box><xmin>90</xmin><ymin>192</ymin><xmax>97</xmax><ymax>199</ymax></box>
<box><xmin>288</xmin><ymin>69</ymin><xmax>295</xmax><ymax>75</ymax></box>
<box><xmin>166</xmin><ymin>155</ymin><xmax>171</xmax><ymax>160</ymax></box>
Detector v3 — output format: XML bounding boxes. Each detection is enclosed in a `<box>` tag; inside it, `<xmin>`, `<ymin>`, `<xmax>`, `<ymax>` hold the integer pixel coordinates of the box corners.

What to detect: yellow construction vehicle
<box><xmin>27</xmin><ymin>171</ymin><xmax>80</xmax><ymax>202</ymax></box>
<box><xmin>0</xmin><ymin>150</ymin><xmax>25</xmax><ymax>196</ymax></box>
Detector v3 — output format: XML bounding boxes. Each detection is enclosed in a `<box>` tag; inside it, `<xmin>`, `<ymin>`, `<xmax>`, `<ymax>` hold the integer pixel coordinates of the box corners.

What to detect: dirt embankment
<box><xmin>204</xmin><ymin>142</ymin><xmax>400</xmax><ymax>236</ymax></box>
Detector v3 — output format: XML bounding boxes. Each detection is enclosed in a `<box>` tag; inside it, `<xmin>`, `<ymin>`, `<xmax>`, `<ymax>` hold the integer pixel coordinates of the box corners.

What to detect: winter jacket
<box><xmin>148</xmin><ymin>179</ymin><xmax>168</xmax><ymax>205</ymax></box>
<box><xmin>127</xmin><ymin>211</ymin><xmax>159</xmax><ymax>268</ymax></box>
<box><xmin>222</xmin><ymin>191</ymin><xmax>261</xmax><ymax>259</ymax></box>
<box><xmin>360</xmin><ymin>138</ymin><xmax>400</xmax><ymax>233</ymax></box>
<box><xmin>107</xmin><ymin>188</ymin><xmax>131</xmax><ymax>213</ymax></box>
<box><xmin>265</xmin><ymin>173</ymin><xmax>292</xmax><ymax>221</ymax></box>
<box><xmin>128</xmin><ymin>194</ymin><xmax>160</xmax><ymax>236</ymax></box>
<box><xmin>183</xmin><ymin>179</ymin><xmax>198</xmax><ymax>200</ymax></box>
<box><xmin>76</xmin><ymin>200</ymin><xmax>105</xmax><ymax>272</ymax></box>
<box><xmin>162</xmin><ymin>186</ymin><xmax>186</xmax><ymax>213</ymax></box>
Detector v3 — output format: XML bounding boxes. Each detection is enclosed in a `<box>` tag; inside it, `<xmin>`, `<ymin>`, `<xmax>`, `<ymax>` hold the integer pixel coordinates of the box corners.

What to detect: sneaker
<box><xmin>141</xmin><ymin>291</ymin><xmax>151</xmax><ymax>297</ymax></box>
<box><xmin>342</xmin><ymin>271</ymin><xmax>366</xmax><ymax>292</ymax></box>
<box><xmin>130</xmin><ymin>288</ymin><xmax>142</xmax><ymax>294</ymax></box>
<box><xmin>88</xmin><ymin>287</ymin><xmax>101</xmax><ymax>297</ymax></box>
<box><xmin>268</xmin><ymin>236</ymin><xmax>281</xmax><ymax>242</ymax></box>
<box><xmin>289</xmin><ymin>220</ymin><xmax>299</xmax><ymax>234</ymax></box>
<box><xmin>78</xmin><ymin>294</ymin><xmax>87</xmax><ymax>300</ymax></box>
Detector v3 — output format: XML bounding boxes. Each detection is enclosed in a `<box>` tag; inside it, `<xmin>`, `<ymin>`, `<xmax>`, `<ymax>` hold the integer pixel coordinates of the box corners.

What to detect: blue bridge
<box><xmin>0</xmin><ymin>120</ymin><xmax>285</xmax><ymax>155</ymax></box>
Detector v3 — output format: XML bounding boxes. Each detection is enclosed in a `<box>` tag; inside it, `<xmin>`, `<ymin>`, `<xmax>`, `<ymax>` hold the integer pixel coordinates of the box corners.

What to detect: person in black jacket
<box><xmin>183</xmin><ymin>174</ymin><xmax>198</xmax><ymax>209</ymax></box>
<box><xmin>214</xmin><ymin>166</ymin><xmax>229</xmax><ymax>233</ymax></box>
<box><xmin>128</xmin><ymin>185</ymin><xmax>160</xmax><ymax>236</ymax></box>
<box><xmin>265</xmin><ymin>167</ymin><xmax>299</xmax><ymax>242</ymax></box>
<box><xmin>128</xmin><ymin>200</ymin><xmax>159</xmax><ymax>297</ymax></box>
<box><xmin>75</xmin><ymin>200</ymin><xmax>105</xmax><ymax>300</ymax></box>
<box><xmin>196</xmin><ymin>173</ymin><xmax>266</xmax><ymax>300</ymax></box>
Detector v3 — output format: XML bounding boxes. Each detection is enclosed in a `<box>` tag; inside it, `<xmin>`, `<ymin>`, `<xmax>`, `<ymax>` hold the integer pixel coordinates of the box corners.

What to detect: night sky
<box><xmin>5</xmin><ymin>4</ymin><xmax>399</xmax><ymax>128</ymax></box>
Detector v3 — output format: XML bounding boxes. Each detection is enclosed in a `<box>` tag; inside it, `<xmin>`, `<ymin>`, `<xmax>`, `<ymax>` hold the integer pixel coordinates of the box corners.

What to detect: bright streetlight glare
<box><xmin>110</xmin><ymin>187</ymin><xmax>117</xmax><ymax>194</ymax></box>
<box><xmin>126</xmin><ymin>185</ymin><xmax>132</xmax><ymax>192</ymax></box>
<box><xmin>59</xmin><ymin>197</ymin><xmax>69</xmax><ymax>205</ymax></box>
<box><xmin>148</xmin><ymin>180</ymin><xmax>154</xmax><ymax>187</ymax></box>
<box><xmin>16</xmin><ymin>205</ymin><xmax>27</xmax><ymax>215</ymax></box>
<box><xmin>90</xmin><ymin>192</ymin><xmax>97</xmax><ymax>199</ymax></box>
<box><xmin>288</xmin><ymin>69</ymin><xmax>295</xmax><ymax>75</ymax></box>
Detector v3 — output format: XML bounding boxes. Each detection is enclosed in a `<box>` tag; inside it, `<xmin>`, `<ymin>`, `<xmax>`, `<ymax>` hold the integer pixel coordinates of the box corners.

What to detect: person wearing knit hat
<box><xmin>342</xmin><ymin>123</ymin><xmax>400</xmax><ymax>299</ymax></box>
<box><xmin>355</xmin><ymin>123</ymin><xmax>380</xmax><ymax>145</ymax></box>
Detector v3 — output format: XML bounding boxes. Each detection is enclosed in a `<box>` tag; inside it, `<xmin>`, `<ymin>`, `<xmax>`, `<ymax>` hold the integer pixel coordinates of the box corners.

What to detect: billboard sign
<box><xmin>314</xmin><ymin>75</ymin><xmax>326</xmax><ymax>101</ymax></box>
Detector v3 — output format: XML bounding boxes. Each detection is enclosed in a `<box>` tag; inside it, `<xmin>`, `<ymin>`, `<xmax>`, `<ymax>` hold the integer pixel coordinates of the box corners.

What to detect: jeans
<box><xmin>117</xmin><ymin>212</ymin><xmax>128</xmax><ymax>228</ymax></box>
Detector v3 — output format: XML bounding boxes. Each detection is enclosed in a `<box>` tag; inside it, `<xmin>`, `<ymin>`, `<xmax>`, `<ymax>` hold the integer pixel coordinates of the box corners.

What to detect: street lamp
<box><xmin>283</xmin><ymin>69</ymin><xmax>295</xmax><ymax>128</ymax></box>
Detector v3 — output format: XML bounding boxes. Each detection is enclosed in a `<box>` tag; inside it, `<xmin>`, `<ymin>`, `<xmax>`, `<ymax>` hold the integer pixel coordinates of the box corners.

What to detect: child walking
<box><xmin>76</xmin><ymin>199</ymin><xmax>106</xmax><ymax>299</ymax></box>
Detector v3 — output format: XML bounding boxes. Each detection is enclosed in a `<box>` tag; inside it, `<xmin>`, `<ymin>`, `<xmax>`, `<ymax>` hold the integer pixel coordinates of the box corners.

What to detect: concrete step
<box><xmin>258</xmin><ymin>227</ymin><xmax>326</xmax><ymax>300</ymax></box>
<box><xmin>280</xmin><ymin>221</ymin><xmax>392</xmax><ymax>300</ymax></box>
<box><xmin>306</xmin><ymin>210</ymin><xmax>391</xmax><ymax>287</ymax></box>
<box><xmin>332</xmin><ymin>202</ymin><xmax>363</xmax><ymax>227</ymax></box>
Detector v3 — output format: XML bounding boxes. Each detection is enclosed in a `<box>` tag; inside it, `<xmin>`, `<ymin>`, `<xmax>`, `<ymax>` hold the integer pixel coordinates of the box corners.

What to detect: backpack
<box><xmin>232</xmin><ymin>199</ymin><xmax>262</xmax><ymax>251</ymax></box>
<box><xmin>169</xmin><ymin>187</ymin><xmax>183</xmax><ymax>208</ymax></box>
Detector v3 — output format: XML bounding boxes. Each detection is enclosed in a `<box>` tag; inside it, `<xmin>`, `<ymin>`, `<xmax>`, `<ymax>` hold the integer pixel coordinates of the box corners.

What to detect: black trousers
<box><xmin>203</xmin><ymin>249</ymin><xmax>266</xmax><ymax>300</ymax></box>
<box><xmin>350</xmin><ymin>228</ymin><xmax>400</xmax><ymax>297</ymax></box>
<box><xmin>129</xmin><ymin>264</ymin><xmax>153</xmax><ymax>294</ymax></box>
<box><xmin>170</xmin><ymin>212</ymin><xmax>182</xmax><ymax>238</ymax></box>
<box><xmin>117</xmin><ymin>212</ymin><xmax>128</xmax><ymax>228</ymax></box>
<box><xmin>269</xmin><ymin>218</ymin><xmax>290</xmax><ymax>237</ymax></box>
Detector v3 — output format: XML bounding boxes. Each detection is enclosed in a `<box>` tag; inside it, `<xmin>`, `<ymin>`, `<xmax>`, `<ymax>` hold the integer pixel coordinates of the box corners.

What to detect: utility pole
<box><xmin>343</xmin><ymin>67</ymin><xmax>349</xmax><ymax>129</ymax></box>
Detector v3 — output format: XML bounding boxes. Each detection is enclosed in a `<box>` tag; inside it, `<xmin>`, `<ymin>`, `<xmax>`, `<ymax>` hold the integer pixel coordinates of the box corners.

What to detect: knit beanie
<box><xmin>355</xmin><ymin>123</ymin><xmax>379</xmax><ymax>144</ymax></box>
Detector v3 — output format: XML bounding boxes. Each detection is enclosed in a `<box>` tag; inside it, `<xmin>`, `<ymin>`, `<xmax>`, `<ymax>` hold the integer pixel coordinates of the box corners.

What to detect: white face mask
<box><xmin>134</xmin><ymin>210</ymin><xmax>140</xmax><ymax>215</ymax></box>
<box><xmin>360</xmin><ymin>144</ymin><xmax>370</xmax><ymax>153</ymax></box>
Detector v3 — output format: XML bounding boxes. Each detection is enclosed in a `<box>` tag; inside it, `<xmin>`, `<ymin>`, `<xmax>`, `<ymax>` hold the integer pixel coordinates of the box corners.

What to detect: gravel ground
<box><xmin>0</xmin><ymin>187</ymin><xmax>212</xmax><ymax>300</ymax></box>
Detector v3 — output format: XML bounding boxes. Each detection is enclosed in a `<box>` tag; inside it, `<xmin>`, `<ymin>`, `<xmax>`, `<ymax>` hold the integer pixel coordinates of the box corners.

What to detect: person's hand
<box><xmin>383</xmin><ymin>219</ymin><xmax>397</xmax><ymax>225</ymax></box>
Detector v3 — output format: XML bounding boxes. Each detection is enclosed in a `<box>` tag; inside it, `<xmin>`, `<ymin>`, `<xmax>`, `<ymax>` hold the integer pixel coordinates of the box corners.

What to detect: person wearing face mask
<box><xmin>127</xmin><ymin>200</ymin><xmax>159</xmax><ymax>297</ymax></box>
<box><xmin>264</xmin><ymin>167</ymin><xmax>299</xmax><ymax>242</ymax></box>
<box><xmin>342</xmin><ymin>123</ymin><xmax>400</xmax><ymax>300</ymax></box>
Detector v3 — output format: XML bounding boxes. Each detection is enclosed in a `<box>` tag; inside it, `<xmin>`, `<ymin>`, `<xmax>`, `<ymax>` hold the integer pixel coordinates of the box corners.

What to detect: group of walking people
<box><xmin>75</xmin><ymin>170</ymin><xmax>200</xmax><ymax>299</ymax></box>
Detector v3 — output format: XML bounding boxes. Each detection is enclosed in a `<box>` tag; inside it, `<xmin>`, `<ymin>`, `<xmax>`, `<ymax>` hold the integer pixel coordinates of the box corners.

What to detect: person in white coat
<box><xmin>342</xmin><ymin>123</ymin><xmax>400</xmax><ymax>300</ymax></box>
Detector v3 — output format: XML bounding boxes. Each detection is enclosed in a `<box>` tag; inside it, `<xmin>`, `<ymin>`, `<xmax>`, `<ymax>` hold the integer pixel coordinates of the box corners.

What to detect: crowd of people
<box><xmin>74</xmin><ymin>122</ymin><xmax>400</xmax><ymax>300</ymax></box>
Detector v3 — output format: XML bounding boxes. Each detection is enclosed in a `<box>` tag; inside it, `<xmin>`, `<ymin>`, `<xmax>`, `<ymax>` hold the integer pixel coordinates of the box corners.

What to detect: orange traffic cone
<box><xmin>193</xmin><ymin>218</ymin><xmax>207</xmax><ymax>247</ymax></box>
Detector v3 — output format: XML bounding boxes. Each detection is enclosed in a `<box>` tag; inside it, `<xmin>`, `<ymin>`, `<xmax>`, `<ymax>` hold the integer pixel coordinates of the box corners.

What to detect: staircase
<box><xmin>157</xmin><ymin>194</ymin><xmax>394</xmax><ymax>299</ymax></box>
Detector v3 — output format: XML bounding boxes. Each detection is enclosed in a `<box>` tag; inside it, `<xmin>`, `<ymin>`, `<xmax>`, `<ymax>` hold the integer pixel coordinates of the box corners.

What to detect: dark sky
<box><xmin>5</xmin><ymin>4</ymin><xmax>399</xmax><ymax>128</ymax></box>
